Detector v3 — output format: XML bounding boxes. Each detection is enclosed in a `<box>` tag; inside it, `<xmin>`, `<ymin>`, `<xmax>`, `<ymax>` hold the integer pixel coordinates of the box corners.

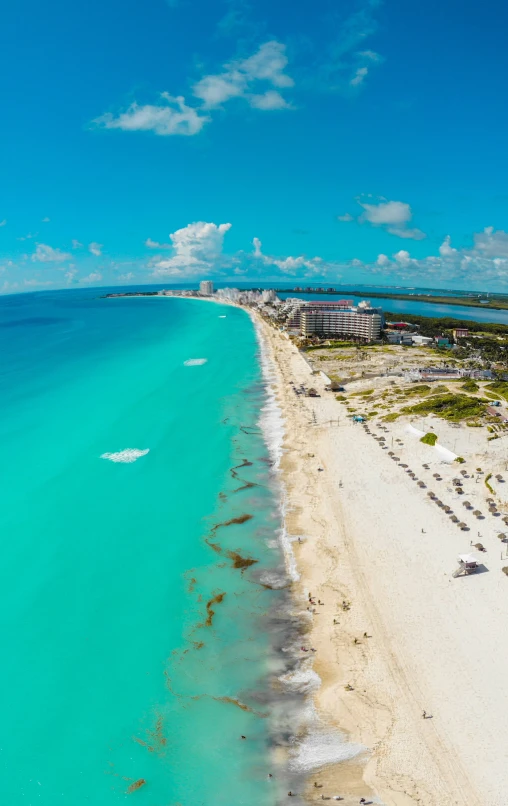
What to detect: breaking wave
<box><xmin>100</xmin><ymin>448</ymin><xmax>150</xmax><ymax>463</ymax></box>
<box><xmin>184</xmin><ymin>358</ymin><xmax>208</xmax><ymax>366</ymax></box>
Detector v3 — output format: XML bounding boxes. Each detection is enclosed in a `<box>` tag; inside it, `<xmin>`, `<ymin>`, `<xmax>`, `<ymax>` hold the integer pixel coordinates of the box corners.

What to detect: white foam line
<box><xmin>184</xmin><ymin>358</ymin><xmax>207</xmax><ymax>366</ymax></box>
<box><xmin>100</xmin><ymin>448</ymin><xmax>149</xmax><ymax>463</ymax></box>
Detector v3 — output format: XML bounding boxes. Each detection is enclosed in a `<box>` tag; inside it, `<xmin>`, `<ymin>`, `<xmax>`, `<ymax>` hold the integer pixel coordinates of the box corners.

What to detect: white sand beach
<box><xmin>257</xmin><ymin>318</ymin><xmax>508</xmax><ymax>806</ymax></box>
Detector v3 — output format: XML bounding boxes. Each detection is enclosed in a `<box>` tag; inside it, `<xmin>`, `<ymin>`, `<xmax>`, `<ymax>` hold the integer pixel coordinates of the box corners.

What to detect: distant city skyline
<box><xmin>1</xmin><ymin>0</ymin><xmax>508</xmax><ymax>293</ymax></box>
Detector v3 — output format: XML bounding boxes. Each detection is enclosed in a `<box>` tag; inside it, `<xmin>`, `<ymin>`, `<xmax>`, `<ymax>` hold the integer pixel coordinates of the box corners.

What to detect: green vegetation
<box><xmin>335</xmin><ymin>395</ymin><xmax>347</xmax><ymax>401</ymax></box>
<box><xmin>383</xmin><ymin>312</ymin><xmax>508</xmax><ymax>338</ymax></box>
<box><xmin>420</xmin><ymin>432</ymin><xmax>438</xmax><ymax>446</ymax></box>
<box><xmin>401</xmin><ymin>393</ymin><xmax>485</xmax><ymax>423</ymax></box>
<box><xmin>455</xmin><ymin>456</ymin><xmax>466</xmax><ymax>463</ymax></box>
<box><xmin>485</xmin><ymin>381</ymin><xmax>508</xmax><ymax>401</ymax></box>
<box><xmin>306</xmin><ymin>341</ymin><xmax>355</xmax><ymax>351</ymax></box>
<box><xmin>485</xmin><ymin>473</ymin><xmax>495</xmax><ymax>495</ymax></box>
<box><xmin>461</xmin><ymin>379</ymin><xmax>480</xmax><ymax>392</ymax></box>
<box><xmin>350</xmin><ymin>388</ymin><xmax>375</xmax><ymax>397</ymax></box>
<box><xmin>401</xmin><ymin>384</ymin><xmax>432</xmax><ymax>397</ymax></box>
<box><xmin>383</xmin><ymin>412</ymin><xmax>400</xmax><ymax>422</ymax></box>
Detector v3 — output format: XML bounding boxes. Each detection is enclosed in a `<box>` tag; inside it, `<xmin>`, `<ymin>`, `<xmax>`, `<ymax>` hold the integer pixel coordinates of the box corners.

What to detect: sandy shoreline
<box><xmin>250</xmin><ymin>312</ymin><xmax>508</xmax><ymax>806</ymax></box>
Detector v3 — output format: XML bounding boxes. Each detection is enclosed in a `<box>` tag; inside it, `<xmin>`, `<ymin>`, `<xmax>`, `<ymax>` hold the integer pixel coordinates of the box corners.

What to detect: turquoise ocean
<box><xmin>0</xmin><ymin>290</ymin><xmax>291</xmax><ymax>805</ymax></box>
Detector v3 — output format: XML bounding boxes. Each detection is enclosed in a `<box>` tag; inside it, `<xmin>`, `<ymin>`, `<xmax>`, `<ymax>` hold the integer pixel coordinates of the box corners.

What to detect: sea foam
<box><xmin>100</xmin><ymin>449</ymin><xmax>149</xmax><ymax>463</ymax></box>
<box><xmin>184</xmin><ymin>358</ymin><xmax>208</xmax><ymax>366</ymax></box>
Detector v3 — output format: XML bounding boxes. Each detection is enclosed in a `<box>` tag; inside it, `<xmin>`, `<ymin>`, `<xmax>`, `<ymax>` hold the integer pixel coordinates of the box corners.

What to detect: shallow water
<box><xmin>0</xmin><ymin>290</ymin><xmax>288</xmax><ymax>805</ymax></box>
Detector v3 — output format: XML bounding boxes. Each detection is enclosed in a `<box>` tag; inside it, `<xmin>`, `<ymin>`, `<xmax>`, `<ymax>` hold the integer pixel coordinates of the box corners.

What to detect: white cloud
<box><xmin>193</xmin><ymin>41</ymin><xmax>293</xmax><ymax>111</ymax></box>
<box><xmin>79</xmin><ymin>272</ymin><xmax>103</xmax><ymax>284</ymax></box>
<box><xmin>249</xmin><ymin>90</ymin><xmax>292</xmax><ymax>110</ymax></box>
<box><xmin>337</xmin><ymin>213</ymin><xmax>354</xmax><ymax>222</ymax></box>
<box><xmin>358</xmin><ymin>199</ymin><xmax>426</xmax><ymax>240</ymax></box>
<box><xmin>42</xmin><ymin>217</ymin><xmax>50</xmax><ymax>223</ymax></box>
<box><xmin>94</xmin><ymin>95</ymin><xmax>210</xmax><ymax>137</ymax></box>
<box><xmin>24</xmin><ymin>278</ymin><xmax>54</xmax><ymax>287</ymax></box>
<box><xmin>118</xmin><ymin>272</ymin><xmax>135</xmax><ymax>281</ymax></box>
<box><xmin>89</xmin><ymin>242</ymin><xmax>103</xmax><ymax>256</ymax></box>
<box><xmin>32</xmin><ymin>243</ymin><xmax>72</xmax><ymax>263</ymax></box>
<box><xmin>252</xmin><ymin>236</ymin><xmax>324</xmax><ymax>276</ymax></box>
<box><xmin>151</xmin><ymin>221</ymin><xmax>232</xmax><ymax>277</ymax></box>
<box><xmin>0</xmin><ymin>280</ymin><xmax>18</xmax><ymax>294</ymax></box>
<box><xmin>364</xmin><ymin>226</ymin><xmax>508</xmax><ymax>286</ymax></box>
<box><xmin>145</xmin><ymin>237</ymin><xmax>171</xmax><ymax>249</ymax></box>
<box><xmin>0</xmin><ymin>220</ymin><xmax>6</xmax><ymax>227</ymax></box>
<box><xmin>72</xmin><ymin>239</ymin><xmax>83</xmax><ymax>249</ymax></box>
<box><xmin>358</xmin><ymin>50</ymin><xmax>382</xmax><ymax>62</ymax></box>
<box><xmin>350</xmin><ymin>66</ymin><xmax>369</xmax><ymax>87</ymax></box>
<box><xmin>65</xmin><ymin>268</ymin><xmax>78</xmax><ymax>283</ymax></box>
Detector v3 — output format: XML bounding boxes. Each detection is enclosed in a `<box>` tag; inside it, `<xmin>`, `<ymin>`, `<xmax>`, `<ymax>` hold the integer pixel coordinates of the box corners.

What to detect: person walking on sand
<box><xmin>422</xmin><ymin>710</ymin><xmax>427</xmax><ymax>719</ymax></box>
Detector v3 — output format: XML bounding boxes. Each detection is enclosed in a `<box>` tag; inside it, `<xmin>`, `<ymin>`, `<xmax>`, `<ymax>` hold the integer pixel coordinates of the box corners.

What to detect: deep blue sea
<box><xmin>0</xmin><ymin>289</ymin><xmax>288</xmax><ymax>805</ymax></box>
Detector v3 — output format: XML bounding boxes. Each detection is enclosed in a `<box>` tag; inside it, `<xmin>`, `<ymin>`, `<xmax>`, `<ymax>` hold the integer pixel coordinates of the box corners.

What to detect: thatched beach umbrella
<box><xmin>496</xmin><ymin>474</ymin><xmax>503</xmax><ymax>481</ymax></box>
<box><xmin>474</xmin><ymin>543</ymin><xmax>485</xmax><ymax>551</ymax></box>
<box><xmin>433</xmin><ymin>473</ymin><xmax>440</xmax><ymax>478</ymax></box>
<box><xmin>460</xmin><ymin>470</ymin><xmax>467</xmax><ymax>476</ymax></box>
<box><xmin>418</xmin><ymin>481</ymin><xmax>425</xmax><ymax>487</ymax></box>
<box><xmin>458</xmin><ymin>522</ymin><xmax>468</xmax><ymax>530</ymax></box>
<box><xmin>457</xmin><ymin>489</ymin><xmax>464</xmax><ymax>495</ymax></box>
<box><xmin>400</xmin><ymin>463</ymin><xmax>408</xmax><ymax>468</ymax></box>
<box><xmin>444</xmin><ymin>504</ymin><xmax>452</xmax><ymax>512</ymax></box>
<box><xmin>427</xmin><ymin>491</ymin><xmax>435</xmax><ymax>498</ymax></box>
<box><xmin>437</xmin><ymin>500</ymin><xmax>444</xmax><ymax>507</ymax></box>
<box><xmin>463</xmin><ymin>501</ymin><xmax>471</xmax><ymax>508</ymax></box>
<box><xmin>498</xmin><ymin>533</ymin><xmax>507</xmax><ymax>541</ymax></box>
<box><xmin>451</xmin><ymin>515</ymin><xmax>459</xmax><ymax>523</ymax></box>
<box><xmin>486</xmin><ymin>497</ymin><xmax>495</xmax><ymax>504</ymax></box>
<box><xmin>388</xmin><ymin>451</ymin><xmax>394</xmax><ymax>456</ymax></box>
<box><xmin>473</xmin><ymin>509</ymin><xmax>482</xmax><ymax>517</ymax></box>
<box><xmin>503</xmin><ymin>516</ymin><xmax>508</xmax><ymax>524</ymax></box>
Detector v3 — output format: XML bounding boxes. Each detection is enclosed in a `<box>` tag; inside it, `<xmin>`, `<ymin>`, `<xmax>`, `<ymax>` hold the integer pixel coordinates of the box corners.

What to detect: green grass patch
<box><xmin>420</xmin><ymin>432</ymin><xmax>438</xmax><ymax>446</ymax></box>
<box><xmin>349</xmin><ymin>388</ymin><xmax>375</xmax><ymax>397</ymax></box>
<box><xmin>398</xmin><ymin>393</ymin><xmax>486</xmax><ymax>423</ymax></box>
<box><xmin>383</xmin><ymin>412</ymin><xmax>400</xmax><ymax>422</ymax></box>
<box><xmin>401</xmin><ymin>384</ymin><xmax>432</xmax><ymax>397</ymax></box>
<box><xmin>485</xmin><ymin>473</ymin><xmax>495</xmax><ymax>495</ymax></box>
<box><xmin>485</xmin><ymin>381</ymin><xmax>508</xmax><ymax>401</ymax></box>
<box><xmin>461</xmin><ymin>379</ymin><xmax>479</xmax><ymax>393</ymax></box>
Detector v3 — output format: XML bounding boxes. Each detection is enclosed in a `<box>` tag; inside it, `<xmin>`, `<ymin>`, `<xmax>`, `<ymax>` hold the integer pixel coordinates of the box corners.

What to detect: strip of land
<box><xmin>271</xmin><ymin>288</ymin><xmax>508</xmax><ymax>311</ymax></box>
<box><xmin>257</xmin><ymin>315</ymin><xmax>508</xmax><ymax>806</ymax></box>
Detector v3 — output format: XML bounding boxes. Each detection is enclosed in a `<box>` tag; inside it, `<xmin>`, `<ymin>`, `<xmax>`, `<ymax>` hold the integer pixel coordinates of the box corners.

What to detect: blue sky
<box><xmin>2</xmin><ymin>0</ymin><xmax>508</xmax><ymax>292</ymax></box>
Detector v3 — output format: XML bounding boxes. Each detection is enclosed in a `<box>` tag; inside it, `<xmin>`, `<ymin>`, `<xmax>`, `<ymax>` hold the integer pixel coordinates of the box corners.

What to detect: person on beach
<box><xmin>422</xmin><ymin>710</ymin><xmax>427</xmax><ymax>719</ymax></box>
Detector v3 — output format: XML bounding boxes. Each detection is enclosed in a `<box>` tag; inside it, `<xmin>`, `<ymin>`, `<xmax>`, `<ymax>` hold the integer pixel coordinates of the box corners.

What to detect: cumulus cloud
<box><xmin>145</xmin><ymin>237</ymin><xmax>171</xmax><ymax>249</ymax></box>
<box><xmin>357</xmin><ymin>199</ymin><xmax>426</xmax><ymax>240</ymax></box>
<box><xmin>94</xmin><ymin>95</ymin><xmax>210</xmax><ymax>137</ymax></box>
<box><xmin>363</xmin><ymin>226</ymin><xmax>508</xmax><ymax>286</ymax></box>
<box><xmin>252</xmin><ymin>236</ymin><xmax>324</xmax><ymax>276</ymax></box>
<box><xmin>150</xmin><ymin>221</ymin><xmax>232</xmax><ymax>276</ymax></box>
<box><xmin>94</xmin><ymin>41</ymin><xmax>293</xmax><ymax>139</ymax></box>
<box><xmin>65</xmin><ymin>268</ymin><xmax>78</xmax><ymax>283</ymax></box>
<box><xmin>88</xmin><ymin>242</ymin><xmax>103</xmax><ymax>256</ymax></box>
<box><xmin>42</xmin><ymin>217</ymin><xmax>50</xmax><ymax>223</ymax></box>
<box><xmin>79</xmin><ymin>271</ymin><xmax>103</xmax><ymax>284</ymax></box>
<box><xmin>32</xmin><ymin>243</ymin><xmax>72</xmax><ymax>263</ymax></box>
<box><xmin>350</xmin><ymin>66</ymin><xmax>369</xmax><ymax>87</ymax></box>
<box><xmin>193</xmin><ymin>41</ymin><xmax>293</xmax><ymax>110</ymax></box>
<box><xmin>338</xmin><ymin>213</ymin><xmax>354</xmax><ymax>222</ymax></box>
<box><xmin>0</xmin><ymin>220</ymin><xmax>7</xmax><ymax>227</ymax></box>
<box><xmin>118</xmin><ymin>272</ymin><xmax>135</xmax><ymax>281</ymax></box>
<box><xmin>72</xmin><ymin>239</ymin><xmax>83</xmax><ymax>249</ymax></box>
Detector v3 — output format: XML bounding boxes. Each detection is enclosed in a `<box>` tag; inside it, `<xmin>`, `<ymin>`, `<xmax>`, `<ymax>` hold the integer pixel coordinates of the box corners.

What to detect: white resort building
<box><xmin>288</xmin><ymin>300</ymin><xmax>383</xmax><ymax>341</ymax></box>
<box><xmin>199</xmin><ymin>280</ymin><xmax>214</xmax><ymax>296</ymax></box>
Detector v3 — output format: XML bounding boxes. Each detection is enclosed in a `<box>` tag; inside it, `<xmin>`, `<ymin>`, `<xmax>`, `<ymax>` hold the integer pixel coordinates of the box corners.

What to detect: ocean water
<box><xmin>0</xmin><ymin>290</ymin><xmax>290</xmax><ymax>805</ymax></box>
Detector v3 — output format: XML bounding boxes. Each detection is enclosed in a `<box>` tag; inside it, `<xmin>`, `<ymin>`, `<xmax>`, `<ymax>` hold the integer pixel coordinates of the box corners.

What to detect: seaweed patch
<box><xmin>205</xmin><ymin>592</ymin><xmax>226</xmax><ymax>627</ymax></box>
<box><xmin>210</xmin><ymin>514</ymin><xmax>253</xmax><ymax>534</ymax></box>
<box><xmin>226</xmin><ymin>550</ymin><xmax>258</xmax><ymax>571</ymax></box>
<box><xmin>126</xmin><ymin>778</ymin><xmax>146</xmax><ymax>794</ymax></box>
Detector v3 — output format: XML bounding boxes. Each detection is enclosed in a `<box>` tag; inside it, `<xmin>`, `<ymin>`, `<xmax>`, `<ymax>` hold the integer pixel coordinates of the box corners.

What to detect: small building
<box><xmin>435</xmin><ymin>337</ymin><xmax>451</xmax><ymax>347</ymax></box>
<box><xmin>452</xmin><ymin>328</ymin><xmax>469</xmax><ymax>340</ymax></box>
<box><xmin>412</xmin><ymin>335</ymin><xmax>433</xmax><ymax>346</ymax></box>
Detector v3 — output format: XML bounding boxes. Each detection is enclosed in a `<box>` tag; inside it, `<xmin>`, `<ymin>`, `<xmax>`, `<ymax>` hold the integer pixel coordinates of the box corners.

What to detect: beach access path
<box><xmin>259</xmin><ymin>320</ymin><xmax>508</xmax><ymax>806</ymax></box>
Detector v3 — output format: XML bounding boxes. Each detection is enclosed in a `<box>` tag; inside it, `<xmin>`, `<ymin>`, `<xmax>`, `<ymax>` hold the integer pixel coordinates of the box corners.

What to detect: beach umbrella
<box><xmin>503</xmin><ymin>516</ymin><xmax>508</xmax><ymax>524</ymax></box>
<box><xmin>433</xmin><ymin>473</ymin><xmax>440</xmax><ymax>478</ymax></box>
<box><xmin>473</xmin><ymin>509</ymin><xmax>481</xmax><ymax>516</ymax></box>
<box><xmin>400</xmin><ymin>463</ymin><xmax>408</xmax><ymax>468</ymax></box>
<box><xmin>498</xmin><ymin>533</ymin><xmax>507</xmax><ymax>540</ymax></box>
<box><xmin>460</xmin><ymin>470</ymin><xmax>467</xmax><ymax>476</ymax></box>
<box><xmin>463</xmin><ymin>501</ymin><xmax>471</xmax><ymax>507</ymax></box>
<box><xmin>388</xmin><ymin>451</ymin><xmax>394</xmax><ymax>456</ymax></box>
<box><xmin>451</xmin><ymin>515</ymin><xmax>459</xmax><ymax>522</ymax></box>
<box><xmin>418</xmin><ymin>481</ymin><xmax>425</xmax><ymax>487</ymax></box>
<box><xmin>474</xmin><ymin>543</ymin><xmax>485</xmax><ymax>550</ymax></box>
<box><xmin>427</xmin><ymin>491</ymin><xmax>434</xmax><ymax>497</ymax></box>
<box><xmin>393</xmin><ymin>456</ymin><xmax>400</xmax><ymax>461</ymax></box>
<box><xmin>444</xmin><ymin>504</ymin><xmax>452</xmax><ymax>512</ymax></box>
<box><xmin>452</xmin><ymin>478</ymin><xmax>461</xmax><ymax>484</ymax></box>
<box><xmin>457</xmin><ymin>489</ymin><xmax>464</xmax><ymax>495</ymax></box>
<box><xmin>458</xmin><ymin>522</ymin><xmax>467</xmax><ymax>529</ymax></box>
<box><xmin>496</xmin><ymin>474</ymin><xmax>503</xmax><ymax>480</ymax></box>
<box><xmin>436</xmin><ymin>500</ymin><xmax>444</xmax><ymax>507</ymax></box>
